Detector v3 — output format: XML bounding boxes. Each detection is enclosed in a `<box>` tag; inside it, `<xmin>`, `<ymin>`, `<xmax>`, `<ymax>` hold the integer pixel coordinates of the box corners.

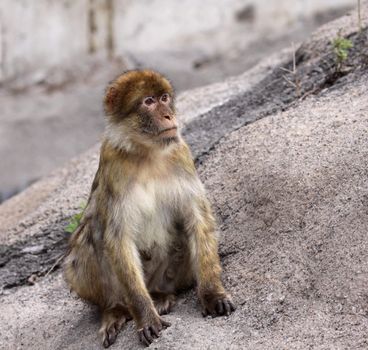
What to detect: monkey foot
<box><xmin>201</xmin><ymin>295</ymin><xmax>236</xmax><ymax>318</ymax></box>
<box><xmin>152</xmin><ymin>293</ymin><xmax>176</xmax><ymax>315</ymax></box>
<box><xmin>138</xmin><ymin>317</ymin><xmax>171</xmax><ymax>347</ymax></box>
<box><xmin>99</xmin><ymin>306</ymin><xmax>131</xmax><ymax>348</ymax></box>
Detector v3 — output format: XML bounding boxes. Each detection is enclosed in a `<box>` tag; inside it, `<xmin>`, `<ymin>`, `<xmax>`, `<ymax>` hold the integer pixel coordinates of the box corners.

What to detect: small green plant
<box><xmin>332</xmin><ymin>32</ymin><xmax>353</xmax><ymax>71</ymax></box>
<box><xmin>65</xmin><ymin>202</ymin><xmax>86</xmax><ymax>233</ymax></box>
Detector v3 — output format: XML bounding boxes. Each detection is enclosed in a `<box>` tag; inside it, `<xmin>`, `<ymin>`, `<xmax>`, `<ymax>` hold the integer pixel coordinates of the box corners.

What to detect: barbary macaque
<box><xmin>64</xmin><ymin>70</ymin><xmax>235</xmax><ymax>347</ymax></box>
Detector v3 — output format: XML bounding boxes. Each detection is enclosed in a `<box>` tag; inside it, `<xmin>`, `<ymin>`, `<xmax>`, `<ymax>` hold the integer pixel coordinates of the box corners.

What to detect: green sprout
<box><xmin>65</xmin><ymin>202</ymin><xmax>86</xmax><ymax>233</ymax></box>
<box><xmin>332</xmin><ymin>33</ymin><xmax>353</xmax><ymax>71</ymax></box>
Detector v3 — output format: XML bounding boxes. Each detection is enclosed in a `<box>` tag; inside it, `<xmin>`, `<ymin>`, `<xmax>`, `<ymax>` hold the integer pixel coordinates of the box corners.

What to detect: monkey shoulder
<box><xmin>169</xmin><ymin>142</ymin><xmax>196</xmax><ymax>176</ymax></box>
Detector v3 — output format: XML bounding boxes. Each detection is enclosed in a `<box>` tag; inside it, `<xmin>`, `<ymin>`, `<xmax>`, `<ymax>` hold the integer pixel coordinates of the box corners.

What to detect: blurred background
<box><xmin>0</xmin><ymin>0</ymin><xmax>356</xmax><ymax>203</ymax></box>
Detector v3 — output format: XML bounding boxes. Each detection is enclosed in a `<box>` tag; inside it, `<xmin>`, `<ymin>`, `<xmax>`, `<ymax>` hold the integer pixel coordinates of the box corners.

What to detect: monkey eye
<box><xmin>160</xmin><ymin>93</ymin><xmax>170</xmax><ymax>103</ymax></box>
<box><xmin>144</xmin><ymin>97</ymin><xmax>156</xmax><ymax>106</ymax></box>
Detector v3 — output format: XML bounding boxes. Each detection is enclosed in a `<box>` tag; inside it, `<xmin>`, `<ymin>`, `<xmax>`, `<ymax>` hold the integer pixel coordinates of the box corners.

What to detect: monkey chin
<box><xmin>156</xmin><ymin>127</ymin><xmax>180</xmax><ymax>147</ymax></box>
<box><xmin>158</xmin><ymin>135</ymin><xmax>180</xmax><ymax>147</ymax></box>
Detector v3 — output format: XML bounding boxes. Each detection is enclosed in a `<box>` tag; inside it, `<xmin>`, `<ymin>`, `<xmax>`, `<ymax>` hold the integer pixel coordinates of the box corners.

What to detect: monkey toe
<box><xmin>139</xmin><ymin>326</ymin><xmax>156</xmax><ymax>346</ymax></box>
<box><xmin>153</xmin><ymin>294</ymin><xmax>176</xmax><ymax>315</ymax></box>
<box><xmin>100</xmin><ymin>314</ymin><xmax>127</xmax><ymax>348</ymax></box>
<box><xmin>216</xmin><ymin>298</ymin><xmax>236</xmax><ymax>316</ymax></box>
<box><xmin>102</xmin><ymin>327</ymin><xmax>117</xmax><ymax>348</ymax></box>
<box><xmin>160</xmin><ymin>318</ymin><xmax>171</xmax><ymax>328</ymax></box>
<box><xmin>202</xmin><ymin>296</ymin><xmax>236</xmax><ymax>317</ymax></box>
<box><xmin>138</xmin><ymin>317</ymin><xmax>171</xmax><ymax>346</ymax></box>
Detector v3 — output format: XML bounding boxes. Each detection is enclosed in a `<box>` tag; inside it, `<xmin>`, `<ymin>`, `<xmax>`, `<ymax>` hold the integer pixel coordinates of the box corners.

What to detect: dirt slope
<box><xmin>1</xmin><ymin>5</ymin><xmax>368</xmax><ymax>350</ymax></box>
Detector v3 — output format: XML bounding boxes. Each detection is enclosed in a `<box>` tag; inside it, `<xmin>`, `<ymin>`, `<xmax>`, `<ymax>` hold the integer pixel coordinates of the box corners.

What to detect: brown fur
<box><xmin>64</xmin><ymin>70</ymin><xmax>235</xmax><ymax>348</ymax></box>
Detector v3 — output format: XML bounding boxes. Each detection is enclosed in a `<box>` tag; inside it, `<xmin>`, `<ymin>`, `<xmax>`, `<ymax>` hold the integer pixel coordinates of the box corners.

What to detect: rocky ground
<box><xmin>1</xmin><ymin>5</ymin><xmax>368</xmax><ymax>350</ymax></box>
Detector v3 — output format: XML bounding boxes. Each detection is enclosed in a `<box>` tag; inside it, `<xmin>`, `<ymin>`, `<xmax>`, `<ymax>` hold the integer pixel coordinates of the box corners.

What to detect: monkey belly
<box><xmin>141</xmin><ymin>236</ymin><xmax>194</xmax><ymax>295</ymax></box>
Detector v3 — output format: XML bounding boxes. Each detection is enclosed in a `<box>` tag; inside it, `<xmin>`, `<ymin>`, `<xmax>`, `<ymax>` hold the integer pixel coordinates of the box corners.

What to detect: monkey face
<box><xmin>137</xmin><ymin>92</ymin><xmax>179</xmax><ymax>145</ymax></box>
<box><xmin>104</xmin><ymin>70</ymin><xmax>179</xmax><ymax>149</ymax></box>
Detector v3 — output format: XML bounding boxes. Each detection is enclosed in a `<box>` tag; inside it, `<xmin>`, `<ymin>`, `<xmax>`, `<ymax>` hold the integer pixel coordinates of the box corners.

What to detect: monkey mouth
<box><xmin>158</xmin><ymin>127</ymin><xmax>178</xmax><ymax>137</ymax></box>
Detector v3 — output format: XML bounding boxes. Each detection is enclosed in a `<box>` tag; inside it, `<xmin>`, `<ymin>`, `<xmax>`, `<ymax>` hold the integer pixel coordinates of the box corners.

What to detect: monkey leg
<box><xmin>192</xmin><ymin>230</ymin><xmax>235</xmax><ymax>317</ymax></box>
<box><xmin>188</xmin><ymin>200</ymin><xmax>236</xmax><ymax>317</ymax></box>
<box><xmin>65</xmin><ymin>239</ymin><xmax>126</xmax><ymax>308</ymax></box>
<box><xmin>106</xmin><ymin>236</ymin><xmax>171</xmax><ymax>346</ymax></box>
<box><xmin>65</xmin><ymin>244</ymin><xmax>134</xmax><ymax>347</ymax></box>
<box><xmin>99</xmin><ymin>305</ymin><xmax>131</xmax><ymax>348</ymax></box>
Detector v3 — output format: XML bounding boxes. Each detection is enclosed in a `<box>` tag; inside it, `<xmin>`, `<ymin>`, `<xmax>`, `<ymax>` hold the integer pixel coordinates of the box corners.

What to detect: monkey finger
<box><xmin>103</xmin><ymin>338</ymin><xmax>111</xmax><ymax>348</ymax></box>
<box><xmin>138</xmin><ymin>330</ymin><xmax>149</xmax><ymax>347</ymax></box>
<box><xmin>150</xmin><ymin>325</ymin><xmax>160</xmax><ymax>338</ymax></box>
<box><xmin>143</xmin><ymin>327</ymin><xmax>154</xmax><ymax>343</ymax></box>
<box><xmin>102</xmin><ymin>327</ymin><xmax>117</xmax><ymax>348</ymax></box>
<box><xmin>204</xmin><ymin>307</ymin><xmax>216</xmax><ymax>318</ymax></box>
<box><xmin>103</xmin><ymin>334</ymin><xmax>112</xmax><ymax>349</ymax></box>
<box><xmin>160</xmin><ymin>318</ymin><xmax>171</xmax><ymax>328</ymax></box>
<box><xmin>216</xmin><ymin>300</ymin><xmax>224</xmax><ymax>315</ymax></box>
<box><xmin>224</xmin><ymin>300</ymin><xmax>235</xmax><ymax>316</ymax></box>
<box><xmin>138</xmin><ymin>327</ymin><xmax>153</xmax><ymax>346</ymax></box>
<box><xmin>107</xmin><ymin>328</ymin><xmax>117</xmax><ymax>345</ymax></box>
<box><xmin>229</xmin><ymin>300</ymin><xmax>236</xmax><ymax>312</ymax></box>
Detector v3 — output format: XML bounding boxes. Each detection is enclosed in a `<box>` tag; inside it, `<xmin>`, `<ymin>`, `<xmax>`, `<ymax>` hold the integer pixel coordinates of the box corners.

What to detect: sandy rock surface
<box><xmin>1</xmin><ymin>5</ymin><xmax>368</xmax><ymax>350</ymax></box>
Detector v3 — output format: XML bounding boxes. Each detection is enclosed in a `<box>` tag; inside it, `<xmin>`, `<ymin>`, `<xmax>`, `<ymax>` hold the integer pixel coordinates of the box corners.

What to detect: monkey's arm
<box><xmin>188</xmin><ymin>197</ymin><xmax>236</xmax><ymax>317</ymax></box>
<box><xmin>105</xmin><ymin>233</ymin><xmax>170</xmax><ymax>345</ymax></box>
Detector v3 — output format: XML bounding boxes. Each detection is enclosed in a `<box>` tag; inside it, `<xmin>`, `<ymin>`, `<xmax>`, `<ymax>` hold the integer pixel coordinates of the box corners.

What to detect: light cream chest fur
<box><xmin>122</xmin><ymin>174</ymin><xmax>204</xmax><ymax>252</ymax></box>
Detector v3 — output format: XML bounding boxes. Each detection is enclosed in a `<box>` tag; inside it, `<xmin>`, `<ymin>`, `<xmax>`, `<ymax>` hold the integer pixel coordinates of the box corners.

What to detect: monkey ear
<box><xmin>104</xmin><ymin>86</ymin><xmax>119</xmax><ymax>114</ymax></box>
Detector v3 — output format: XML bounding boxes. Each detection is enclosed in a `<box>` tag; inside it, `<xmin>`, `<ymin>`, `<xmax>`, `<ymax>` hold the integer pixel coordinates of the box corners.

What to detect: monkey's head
<box><xmin>104</xmin><ymin>70</ymin><xmax>179</xmax><ymax>152</ymax></box>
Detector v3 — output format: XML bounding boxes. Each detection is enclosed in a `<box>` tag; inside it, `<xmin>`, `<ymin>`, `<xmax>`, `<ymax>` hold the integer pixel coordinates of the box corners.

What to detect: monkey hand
<box><xmin>137</xmin><ymin>311</ymin><xmax>171</xmax><ymax>346</ymax></box>
<box><xmin>200</xmin><ymin>292</ymin><xmax>236</xmax><ymax>318</ymax></box>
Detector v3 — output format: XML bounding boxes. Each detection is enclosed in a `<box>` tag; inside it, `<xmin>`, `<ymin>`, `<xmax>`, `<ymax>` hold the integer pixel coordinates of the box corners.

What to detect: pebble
<box><xmin>21</xmin><ymin>245</ymin><xmax>45</xmax><ymax>254</ymax></box>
